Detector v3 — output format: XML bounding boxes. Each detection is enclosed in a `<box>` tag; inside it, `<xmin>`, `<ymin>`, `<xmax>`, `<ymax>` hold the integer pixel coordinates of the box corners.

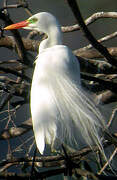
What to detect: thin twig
<box><xmin>82</xmin><ymin>31</ymin><xmax>117</xmax><ymax>50</ymax></box>
<box><xmin>0</xmin><ymin>90</ymin><xmax>14</xmax><ymax>111</ymax></box>
<box><xmin>0</xmin><ymin>118</ymin><xmax>32</xmax><ymax>140</ymax></box>
<box><xmin>107</xmin><ymin>107</ymin><xmax>117</xmax><ymax>127</ymax></box>
<box><xmin>98</xmin><ymin>148</ymin><xmax>117</xmax><ymax>175</ymax></box>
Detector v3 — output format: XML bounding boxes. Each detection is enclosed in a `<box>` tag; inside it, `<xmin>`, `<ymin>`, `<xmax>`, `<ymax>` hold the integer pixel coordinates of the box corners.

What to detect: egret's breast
<box><xmin>35</xmin><ymin>45</ymin><xmax>80</xmax><ymax>84</ymax></box>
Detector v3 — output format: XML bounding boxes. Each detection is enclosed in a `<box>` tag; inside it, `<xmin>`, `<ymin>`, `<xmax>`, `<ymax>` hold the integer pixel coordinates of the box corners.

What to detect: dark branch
<box><xmin>0</xmin><ymin>66</ymin><xmax>31</xmax><ymax>82</ymax></box>
<box><xmin>66</xmin><ymin>0</ymin><xmax>117</xmax><ymax>67</ymax></box>
<box><xmin>81</xmin><ymin>73</ymin><xmax>117</xmax><ymax>93</ymax></box>
<box><xmin>0</xmin><ymin>167</ymin><xmax>117</xmax><ymax>180</ymax></box>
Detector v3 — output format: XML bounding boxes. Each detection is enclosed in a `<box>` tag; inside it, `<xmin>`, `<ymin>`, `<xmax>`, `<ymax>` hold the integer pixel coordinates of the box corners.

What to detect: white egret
<box><xmin>4</xmin><ymin>12</ymin><xmax>107</xmax><ymax>155</ymax></box>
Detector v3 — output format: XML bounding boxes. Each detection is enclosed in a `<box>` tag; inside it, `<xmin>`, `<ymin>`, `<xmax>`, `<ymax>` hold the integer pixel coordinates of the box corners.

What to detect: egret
<box><xmin>4</xmin><ymin>12</ymin><xmax>107</xmax><ymax>155</ymax></box>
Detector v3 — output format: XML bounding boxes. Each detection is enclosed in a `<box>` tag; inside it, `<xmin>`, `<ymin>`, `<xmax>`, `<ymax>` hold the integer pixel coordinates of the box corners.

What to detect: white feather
<box><xmin>31</xmin><ymin>44</ymin><xmax>106</xmax><ymax>154</ymax></box>
<box><xmin>20</xmin><ymin>12</ymin><xmax>108</xmax><ymax>156</ymax></box>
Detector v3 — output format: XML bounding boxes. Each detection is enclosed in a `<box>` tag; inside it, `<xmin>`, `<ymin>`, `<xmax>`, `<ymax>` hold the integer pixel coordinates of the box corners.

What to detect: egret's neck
<box><xmin>39</xmin><ymin>26</ymin><xmax>62</xmax><ymax>53</ymax></box>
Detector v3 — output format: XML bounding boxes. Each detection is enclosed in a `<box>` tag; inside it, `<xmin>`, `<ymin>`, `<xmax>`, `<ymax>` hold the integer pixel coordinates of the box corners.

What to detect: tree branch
<box><xmin>81</xmin><ymin>73</ymin><xmax>117</xmax><ymax>93</ymax></box>
<box><xmin>75</xmin><ymin>47</ymin><xmax>117</xmax><ymax>59</ymax></box>
<box><xmin>0</xmin><ymin>118</ymin><xmax>32</xmax><ymax>140</ymax></box>
<box><xmin>0</xmin><ymin>10</ymin><xmax>26</xmax><ymax>62</ymax></box>
<box><xmin>0</xmin><ymin>166</ymin><xmax>117</xmax><ymax>180</ymax></box>
<box><xmin>0</xmin><ymin>66</ymin><xmax>31</xmax><ymax>82</ymax></box>
<box><xmin>1</xmin><ymin>36</ymin><xmax>117</xmax><ymax>75</ymax></box>
<box><xmin>62</xmin><ymin>12</ymin><xmax>117</xmax><ymax>33</ymax></box>
<box><xmin>66</xmin><ymin>0</ymin><xmax>117</xmax><ymax>67</ymax></box>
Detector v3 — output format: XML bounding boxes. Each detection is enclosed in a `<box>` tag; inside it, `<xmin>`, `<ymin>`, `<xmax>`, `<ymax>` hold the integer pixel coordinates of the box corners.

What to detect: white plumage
<box><xmin>29</xmin><ymin>12</ymin><xmax>106</xmax><ymax>154</ymax></box>
<box><xmin>4</xmin><ymin>12</ymin><xmax>107</xmax><ymax>155</ymax></box>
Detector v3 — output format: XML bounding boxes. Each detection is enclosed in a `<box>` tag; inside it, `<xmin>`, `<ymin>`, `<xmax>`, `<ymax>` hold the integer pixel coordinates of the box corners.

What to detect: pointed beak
<box><xmin>4</xmin><ymin>20</ymin><xmax>29</xmax><ymax>30</ymax></box>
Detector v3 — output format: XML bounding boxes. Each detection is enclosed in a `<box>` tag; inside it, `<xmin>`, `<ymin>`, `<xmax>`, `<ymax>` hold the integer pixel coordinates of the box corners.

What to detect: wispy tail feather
<box><xmin>49</xmin><ymin>73</ymin><xmax>107</xmax><ymax>156</ymax></box>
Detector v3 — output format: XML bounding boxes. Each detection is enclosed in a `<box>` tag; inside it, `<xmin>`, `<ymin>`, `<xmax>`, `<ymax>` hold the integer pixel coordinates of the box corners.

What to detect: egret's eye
<box><xmin>28</xmin><ymin>18</ymin><xmax>38</xmax><ymax>24</ymax></box>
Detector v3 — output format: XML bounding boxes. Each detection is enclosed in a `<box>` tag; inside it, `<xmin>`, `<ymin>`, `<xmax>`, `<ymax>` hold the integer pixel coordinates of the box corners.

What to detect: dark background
<box><xmin>0</xmin><ymin>0</ymin><xmax>117</xmax><ymax>177</ymax></box>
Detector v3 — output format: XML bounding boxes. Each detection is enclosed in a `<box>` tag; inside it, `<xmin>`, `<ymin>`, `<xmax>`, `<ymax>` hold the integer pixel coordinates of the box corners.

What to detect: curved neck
<box><xmin>39</xmin><ymin>26</ymin><xmax>62</xmax><ymax>53</ymax></box>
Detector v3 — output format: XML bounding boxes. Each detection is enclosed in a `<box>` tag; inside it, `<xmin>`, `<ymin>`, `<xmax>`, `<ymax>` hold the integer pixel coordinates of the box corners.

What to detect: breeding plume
<box><xmin>4</xmin><ymin>12</ymin><xmax>106</xmax><ymax>155</ymax></box>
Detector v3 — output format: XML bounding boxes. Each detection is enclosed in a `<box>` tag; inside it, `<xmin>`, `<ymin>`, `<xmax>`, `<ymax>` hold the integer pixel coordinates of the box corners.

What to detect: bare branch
<box><xmin>1</xmin><ymin>36</ymin><xmax>117</xmax><ymax>75</ymax></box>
<box><xmin>0</xmin><ymin>166</ymin><xmax>117</xmax><ymax>180</ymax></box>
<box><xmin>0</xmin><ymin>66</ymin><xmax>31</xmax><ymax>82</ymax></box>
<box><xmin>98</xmin><ymin>148</ymin><xmax>117</xmax><ymax>175</ymax></box>
<box><xmin>74</xmin><ymin>47</ymin><xmax>117</xmax><ymax>59</ymax></box>
<box><xmin>62</xmin><ymin>12</ymin><xmax>117</xmax><ymax>33</ymax></box>
<box><xmin>1</xmin><ymin>36</ymin><xmax>117</xmax><ymax>71</ymax></box>
<box><xmin>0</xmin><ymin>36</ymin><xmax>39</xmax><ymax>52</ymax></box>
<box><xmin>0</xmin><ymin>11</ymin><xmax>26</xmax><ymax>61</ymax></box>
<box><xmin>81</xmin><ymin>31</ymin><xmax>117</xmax><ymax>50</ymax></box>
<box><xmin>78</xmin><ymin>57</ymin><xmax>115</xmax><ymax>74</ymax></box>
<box><xmin>2</xmin><ymin>4</ymin><xmax>27</xmax><ymax>9</ymax></box>
<box><xmin>0</xmin><ymin>90</ymin><xmax>14</xmax><ymax>111</ymax></box>
<box><xmin>81</xmin><ymin>73</ymin><xmax>117</xmax><ymax>93</ymax></box>
<box><xmin>66</xmin><ymin>0</ymin><xmax>117</xmax><ymax>67</ymax></box>
<box><xmin>97</xmin><ymin>90</ymin><xmax>117</xmax><ymax>104</ymax></box>
<box><xmin>0</xmin><ymin>118</ymin><xmax>32</xmax><ymax>140</ymax></box>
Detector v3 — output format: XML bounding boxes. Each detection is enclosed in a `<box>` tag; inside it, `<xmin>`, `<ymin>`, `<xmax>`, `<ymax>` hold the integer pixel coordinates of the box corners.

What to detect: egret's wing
<box><xmin>48</xmin><ymin>46</ymin><xmax>106</xmax><ymax>151</ymax></box>
<box><xmin>51</xmin><ymin>75</ymin><xmax>105</xmax><ymax>150</ymax></box>
<box><xmin>31</xmin><ymin>45</ymin><xmax>106</xmax><ymax>154</ymax></box>
<box><xmin>31</xmin><ymin>80</ymin><xmax>58</xmax><ymax>154</ymax></box>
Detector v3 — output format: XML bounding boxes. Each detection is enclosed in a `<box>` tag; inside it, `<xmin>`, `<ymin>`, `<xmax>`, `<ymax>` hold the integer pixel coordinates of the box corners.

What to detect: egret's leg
<box><xmin>31</xmin><ymin>147</ymin><xmax>38</xmax><ymax>177</ymax></box>
<box><xmin>62</xmin><ymin>144</ymin><xmax>78</xmax><ymax>177</ymax></box>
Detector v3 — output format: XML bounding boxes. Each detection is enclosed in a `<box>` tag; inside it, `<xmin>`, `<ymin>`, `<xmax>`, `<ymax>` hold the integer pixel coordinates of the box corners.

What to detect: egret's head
<box><xmin>4</xmin><ymin>12</ymin><xmax>60</xmax><ymax>34</ymax></box>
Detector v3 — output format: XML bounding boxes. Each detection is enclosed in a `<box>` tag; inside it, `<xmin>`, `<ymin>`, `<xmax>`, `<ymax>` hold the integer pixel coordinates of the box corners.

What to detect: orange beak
<box><xmin>4</xmin><ymin>20</ymin><xmax>29</xmax><ymax>30</ymax></box>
